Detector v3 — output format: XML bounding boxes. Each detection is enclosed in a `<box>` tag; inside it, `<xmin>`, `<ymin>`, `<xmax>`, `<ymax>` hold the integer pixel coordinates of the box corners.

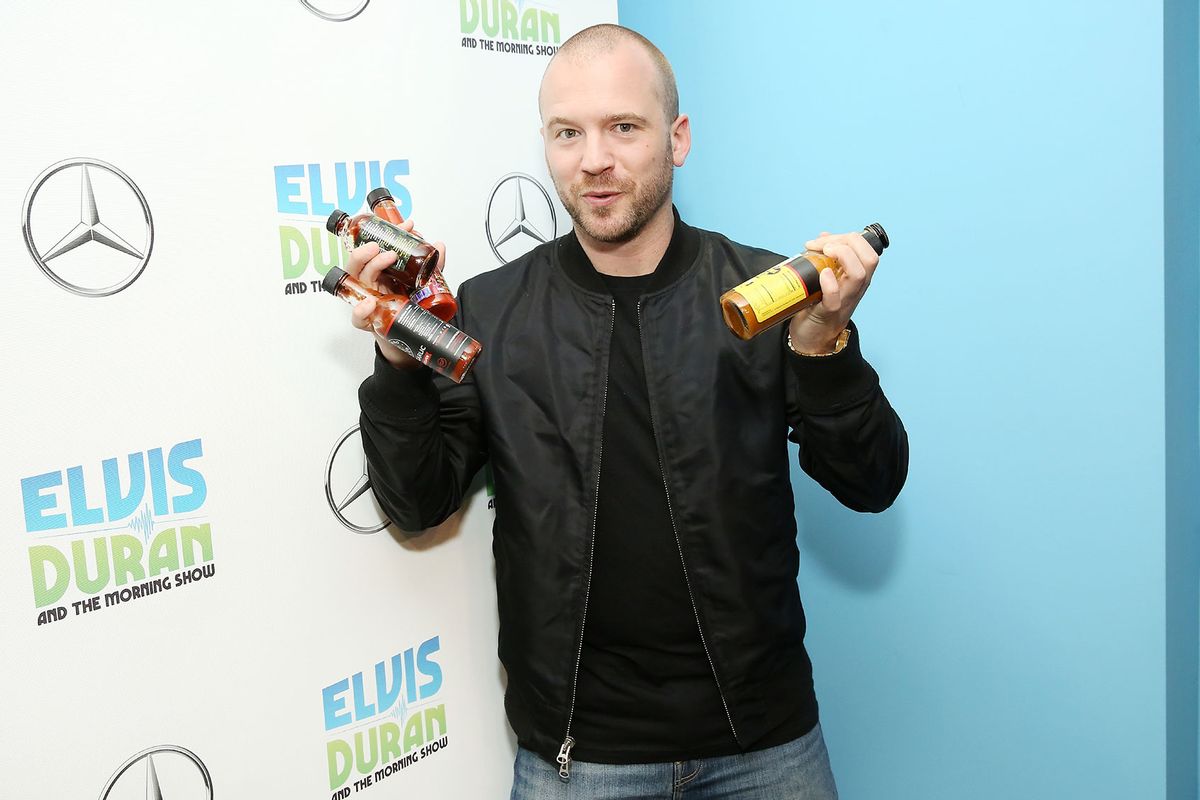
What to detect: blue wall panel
<box><xmin>618</xmin><ymin>2</ymin><xmax>1190</xmax><ymax>797</ymax></box>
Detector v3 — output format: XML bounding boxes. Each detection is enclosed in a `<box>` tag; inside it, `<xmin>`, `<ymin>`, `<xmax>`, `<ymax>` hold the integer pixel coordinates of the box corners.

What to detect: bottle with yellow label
<box><xmin>719</xmin><ymin>223</ymin><xmax>889</xmax><ymax>340</ymax></box>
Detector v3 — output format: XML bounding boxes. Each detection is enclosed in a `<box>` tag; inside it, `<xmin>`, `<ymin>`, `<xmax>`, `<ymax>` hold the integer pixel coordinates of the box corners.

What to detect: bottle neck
<box><xmin>861</xmin><ymin>227</ymin><xmax>884</xmax><ymax>256</ymax></box>
<box><xmin>334</xmin><ymin>217</ymin><xmax>355</xmax><ymax>248</ymax></box>
<box><xmin>371</xmin><ymin>199</ymin><xmax>403</xmax><ymax>225</ymax></box>
<box><xmin>339</xmin><ymin>275</ymin><xmax>376</xmax><ymax>304</ymax></box>
<box><xmin>325</xmin><ymin>268</ymin><xmax>379</xmax><ymax>305</ymax></box>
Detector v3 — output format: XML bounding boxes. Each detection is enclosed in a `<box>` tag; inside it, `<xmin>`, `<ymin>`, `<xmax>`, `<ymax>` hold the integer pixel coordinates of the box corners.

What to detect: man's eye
<box><xmin>616</xmin><ymin>123</ymin><xmax>634</xmax><ymax>133</ymax></box>
<box><xmin>558</xmin><ymin>129</ymin><xmax>579</xmax><ymax>139</ymax></box>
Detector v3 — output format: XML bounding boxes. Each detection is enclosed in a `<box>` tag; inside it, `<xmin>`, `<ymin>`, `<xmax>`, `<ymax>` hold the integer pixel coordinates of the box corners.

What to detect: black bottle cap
<box><xmin>366</xmin><ymin>187</ymin><xmax>394</xmax><ymax>208</ymax></box>
<box><xmin>321</xmin><ymin>267</ymin><xmax>348</xmax><ymax>295</ymax></box>
<box><xmin>862</xmin><ymin>223</ymin><xmax>889</xmax><ymax>255</ymax></box>
<box><xmin>326</xmin><ymin>209</ymin><xmax>350</xmax><ymax>234</ymax></box>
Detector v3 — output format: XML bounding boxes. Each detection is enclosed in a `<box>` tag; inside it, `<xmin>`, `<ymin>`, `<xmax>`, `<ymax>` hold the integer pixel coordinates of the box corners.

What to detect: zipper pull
<box><xmin>556</xmin><ymin>736</ymin><xmax>575</xmax><ymax>780</ymax></box>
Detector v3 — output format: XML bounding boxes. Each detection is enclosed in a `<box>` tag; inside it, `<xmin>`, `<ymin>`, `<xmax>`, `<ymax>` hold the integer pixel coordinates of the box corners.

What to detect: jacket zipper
<box><xmin>636</xmin><ymin>300</ymin><xmax>742</xmax><ymax>747</ymax></box>
<box><xmin>558</xmin><ymin>299</ymin><xmax>616</xmax><ymax>781</ymax></box>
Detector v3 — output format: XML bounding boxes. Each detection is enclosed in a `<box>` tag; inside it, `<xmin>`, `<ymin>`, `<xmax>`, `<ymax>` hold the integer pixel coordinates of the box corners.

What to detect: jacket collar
<box><xmin>553</xmin><ymin>205</ymin><xmax>701</xmax><ymax>295</ymax></box>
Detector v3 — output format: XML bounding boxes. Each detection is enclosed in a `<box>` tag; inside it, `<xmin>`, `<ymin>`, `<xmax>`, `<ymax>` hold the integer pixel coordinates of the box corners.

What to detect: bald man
<box><xmin>347</xmin><ymin>24</ymin><xmax>908</xmax><ymax>799</ymax></box>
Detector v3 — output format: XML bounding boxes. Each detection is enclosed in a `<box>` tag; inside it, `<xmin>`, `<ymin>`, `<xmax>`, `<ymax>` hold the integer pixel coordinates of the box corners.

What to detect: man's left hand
<box><xmin>786</xmin><ymin>230</ymin><xmax>882</xmax><ymax>354</ymax></box>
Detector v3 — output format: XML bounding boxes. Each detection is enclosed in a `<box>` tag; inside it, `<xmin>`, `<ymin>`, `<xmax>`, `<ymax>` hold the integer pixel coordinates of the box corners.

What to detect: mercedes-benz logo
<box><xmin>325</xmin><ymin>424</ymin><xmax>391</xmax><ymax>534</ymax></box>
<box><xmin>485</xmin><ymin>172</ymin><xmax>558</xmax><ymax>264</ymax></box>
<box><xmin>22</xmin><ymin>158</ymin><xmax>153</xmax><ymax>297</ymax></box>
<box><xmin>299</xmin><ymin>0</ymin><xmax>369</xmax><ymax>21</ymax></box>
<box><xmin>98</xmin><ymin>745</ymin><xmax>212</xmax><ymax>799</ymax></box>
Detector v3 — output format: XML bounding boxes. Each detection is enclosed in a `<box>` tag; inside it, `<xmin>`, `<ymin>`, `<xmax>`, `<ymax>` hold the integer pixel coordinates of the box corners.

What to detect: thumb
<box><xmin>351</xmin><ymin>296</ymin><xmax>377</xmax><ymax>331</ymax></box>
<box><xmin>817</xmin><ymin>265</ymin><xmax>841</xmax><ymax>312</ymax></box>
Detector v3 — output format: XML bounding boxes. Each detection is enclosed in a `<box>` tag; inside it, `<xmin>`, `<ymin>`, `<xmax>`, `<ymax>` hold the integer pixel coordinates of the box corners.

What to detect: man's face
<box><xmin>539</xmin><ymin>43</ymin><xmax>687</xmax><ymax>244</ymax></box>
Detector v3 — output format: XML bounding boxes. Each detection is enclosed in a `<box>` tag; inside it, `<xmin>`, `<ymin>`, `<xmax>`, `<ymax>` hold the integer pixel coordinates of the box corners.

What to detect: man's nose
<box><xmin>580</xmin><ymin>134</ymin><xmax>615</xmax><ymax>174</ymax></box>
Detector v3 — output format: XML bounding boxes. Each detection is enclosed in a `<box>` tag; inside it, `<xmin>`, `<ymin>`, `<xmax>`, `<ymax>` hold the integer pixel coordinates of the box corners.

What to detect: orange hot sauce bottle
<box><xmin>367</xmin><ymin>188</ymin><xmax>458</xmax><ymax>322</ymax></box>
<box><xmin>719</xmin><ymin>223</ymin><xmax>889</xmax><ymax>340</ymax></box>
<box><xmin>326</xmin><ymin>209</ymin><xmax>439</xmax><ymax>294</ymax></box>
<box><xmin>321</xmin><ymin>267</ymin><xmax>481</xmax><ymax>383</ymax></box>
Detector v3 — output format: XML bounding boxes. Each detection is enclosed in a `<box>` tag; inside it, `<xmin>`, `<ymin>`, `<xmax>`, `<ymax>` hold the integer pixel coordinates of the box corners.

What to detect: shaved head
<box><xmin>540</xmin><ymin>24</ymin><xmax>679</xmax><ymax>124</ymax></box>
<box><xmin>538</xmin><ymin>23</ymin><xmax>691</xmax><ymax>247</ymax></box>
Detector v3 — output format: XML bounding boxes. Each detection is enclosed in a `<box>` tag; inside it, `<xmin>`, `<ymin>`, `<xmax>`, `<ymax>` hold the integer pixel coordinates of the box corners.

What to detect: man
<box><xmin>344</xmin><ymin>23</ymin><xmax>907</xmax><ymax>799</ymax></box>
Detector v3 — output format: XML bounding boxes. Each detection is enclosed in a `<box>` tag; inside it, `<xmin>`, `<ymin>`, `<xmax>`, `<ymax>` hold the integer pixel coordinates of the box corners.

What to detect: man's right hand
<box><xmin>344</xmin><ymin>218</ymin><xmax>447</xmax><ymax>370</ymax></box>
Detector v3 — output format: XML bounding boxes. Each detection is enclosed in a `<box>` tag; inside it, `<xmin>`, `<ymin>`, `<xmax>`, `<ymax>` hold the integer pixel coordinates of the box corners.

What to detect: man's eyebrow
<box><xmin>544</xmin><ymin>113</ymin><xmax>651</xmax><ymax>128</ymax></box>
<box><xmin>603</xmin><ymin>113</ymin><xmax>650</xmax><ymax>126</ymax></box>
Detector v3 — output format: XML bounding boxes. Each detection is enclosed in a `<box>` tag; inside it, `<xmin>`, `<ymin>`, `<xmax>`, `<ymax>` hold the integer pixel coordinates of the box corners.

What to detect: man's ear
<box><xmin>671</xmin><ymin>114</ymin><xmax>692</xmax><ymax>167</ymax></box>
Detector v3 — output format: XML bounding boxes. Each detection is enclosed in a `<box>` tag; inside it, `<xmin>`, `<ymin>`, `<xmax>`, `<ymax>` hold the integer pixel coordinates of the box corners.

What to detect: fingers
<box><xmin>358</xmin><ymin>246</ymin><xmax>398</xmax><ymax>289</ymax></box>
<box><xmin>805</xmin><ymin>231</ymin><xmax>881</xmax><ymax>275</ymax></box>
<box><xmin>803</xmin><ymin>231</ymin><xmax>876</xmax><ymax>322</ymax></box>
<box><xmin>842</xmin><ymin>234</ymin><xmax>880</xmax><ymax>275</ymax></box>
<box><xmin>432</xmin><ymin>240</ymin><xmax>447</xmax><ymax>271</ymax></box>
<box><xmin>817</xmin><ymin>263</ymin><xmax>842</xmax><ymax>312</ymax></box>
<box><xmin>822</xmin><ymin>242</ymin><xmax>868</xmax><ymax>291</ymax></box>
<box><xmin>346</xmin><ymin>241</ymin><xmax>399</xmax><ymax>285</ymax></box>
<box><xmin>345</xmin><ymin>241</ymin><xmax>379</xmax><ymax>278</ymax></box>
<box><xmin>351</xmin><ymin>296</ymin><xmax>377</xmax><ymax>332</ymax></box>
<box><xmin>790</xmin><ymin>228</ymin><xmax>879</xmax><ymax>350</ymax></box>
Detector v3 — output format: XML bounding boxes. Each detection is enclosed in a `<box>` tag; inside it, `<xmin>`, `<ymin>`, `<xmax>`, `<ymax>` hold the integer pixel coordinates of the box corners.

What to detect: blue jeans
<box><xmin>510</xmin><ymin>723</ymin><xmax>838</xmax><ymax>799</ymax></box>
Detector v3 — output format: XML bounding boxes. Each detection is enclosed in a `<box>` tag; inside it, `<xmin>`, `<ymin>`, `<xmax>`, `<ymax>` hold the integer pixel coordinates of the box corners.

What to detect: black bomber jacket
<box><xmin>358</xmin><ymin>215</ymin><xmax>909</xmax><ymax>775</ymax></box>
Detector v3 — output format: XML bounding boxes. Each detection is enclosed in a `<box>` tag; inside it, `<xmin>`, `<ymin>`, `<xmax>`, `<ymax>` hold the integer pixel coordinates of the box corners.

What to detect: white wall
<box><xmin>0</xmin><ymin>1</ymin><xmax>614</xmax><ymax>796</ymax></box>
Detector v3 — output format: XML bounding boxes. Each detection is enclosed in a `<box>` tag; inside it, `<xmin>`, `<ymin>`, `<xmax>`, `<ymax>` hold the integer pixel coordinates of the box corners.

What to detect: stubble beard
<box><xmin>553</xmin><ymin>148</ymin><xmax>674</xmax><ymax>245</ymax></box>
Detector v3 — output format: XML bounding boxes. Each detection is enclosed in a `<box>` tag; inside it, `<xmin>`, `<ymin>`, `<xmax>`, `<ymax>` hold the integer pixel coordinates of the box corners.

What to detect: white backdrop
<box><xmin>0</xmin><ymin>1</ymin><xmax>615</xmax><ymax>796</ymax></box>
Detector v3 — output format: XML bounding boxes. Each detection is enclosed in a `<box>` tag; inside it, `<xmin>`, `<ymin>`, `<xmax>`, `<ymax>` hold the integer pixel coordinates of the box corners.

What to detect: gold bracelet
<box><xmin>788</xmin><ymin>327</ymin><xmax>851</xmax><ymax>357</ymax></box>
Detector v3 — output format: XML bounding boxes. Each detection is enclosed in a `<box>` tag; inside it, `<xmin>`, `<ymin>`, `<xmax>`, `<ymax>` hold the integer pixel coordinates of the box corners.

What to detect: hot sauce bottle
<box><xmin>326</xmin><ymin>209</ymin><xmax>439</xmax><ymax>293</ymax></box>
<box><xmin>719</xmin><ymin>223</ymin><xmax>889</xmax><ymax>340</ymax></box>
<box><xmin>321</xmin><ymin>267</ymin><xmax>481</xmax><ymax>383</ymax></box>
<box><xmin>366</xmin><ymin>187</ymin><xmax>458</xmax><ymax>322</ymax></box>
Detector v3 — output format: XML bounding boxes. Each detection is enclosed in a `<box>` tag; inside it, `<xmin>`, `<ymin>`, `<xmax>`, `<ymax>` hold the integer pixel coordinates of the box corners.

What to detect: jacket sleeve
<box><xmin>784</xmin><ymin>321</ymin><xmax>909</xmax><ymax>513</ymax></box>
<box><xmin>357</xmin><ymin>340</ymin><xmax>488</xmax><ymax>533</ymax></box>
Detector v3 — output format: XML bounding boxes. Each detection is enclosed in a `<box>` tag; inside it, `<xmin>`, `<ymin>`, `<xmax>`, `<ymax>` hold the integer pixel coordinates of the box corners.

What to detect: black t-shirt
<box><xmin>567</xmin><ymin>218</ymin><xmax>739</xmax><ymax>763</ymax></box>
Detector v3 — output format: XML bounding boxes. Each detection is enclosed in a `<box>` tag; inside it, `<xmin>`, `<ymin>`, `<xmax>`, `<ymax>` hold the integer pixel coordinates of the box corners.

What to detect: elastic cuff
<box><xmin>786</xmin><ymin>322</ymin><xmax>880</xmax><ymax>412</ymax></box>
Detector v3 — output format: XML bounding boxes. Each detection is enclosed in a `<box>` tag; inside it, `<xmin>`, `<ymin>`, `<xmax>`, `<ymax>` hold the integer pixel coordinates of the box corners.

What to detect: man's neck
<box><xmin>576</xmin><ymin>201</ymin><xmax>675</xmax><ymax>277</ymax></box>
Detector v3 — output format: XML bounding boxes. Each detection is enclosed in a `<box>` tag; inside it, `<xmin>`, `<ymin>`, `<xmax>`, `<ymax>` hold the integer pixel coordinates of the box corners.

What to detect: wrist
<box><xmin>787</xmin><ymin>325</ymin><xmax>851</xmax><ymax>357</ymax></box>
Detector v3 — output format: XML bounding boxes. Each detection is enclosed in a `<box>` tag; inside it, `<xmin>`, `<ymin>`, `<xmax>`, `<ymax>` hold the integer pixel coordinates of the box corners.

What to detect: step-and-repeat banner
<box><xmin>0</xmin><ymin>1</ymin><xmax>615</xmax><ymax>796</ymax></box>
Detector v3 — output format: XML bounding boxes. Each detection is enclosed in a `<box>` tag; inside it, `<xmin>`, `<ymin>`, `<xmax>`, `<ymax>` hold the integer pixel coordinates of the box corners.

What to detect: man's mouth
<box><xmin>582</xmin><ymin>190</ymin><xmax>622</xmax><ymax>207</ymax></box>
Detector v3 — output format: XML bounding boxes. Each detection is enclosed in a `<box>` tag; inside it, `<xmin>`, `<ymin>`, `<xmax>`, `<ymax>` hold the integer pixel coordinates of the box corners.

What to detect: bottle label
<box><xmin>411</xmin><ymin>272</ymin><xmax>452</xmax><ymax>304</ymax></box>
<box><xmin>384</xmin><ymin>302</ymin><xmax>478</xmax><ymax>380</ymax></box>
<box><xmin>356</xmin><ymin>217</ymin><xmax>419</xmax><ymax>269</ymax></box>
<box><xmin>731</xmin><ymin>257</ymin><xmax>818</xmax><ymax>323</ymax></box>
